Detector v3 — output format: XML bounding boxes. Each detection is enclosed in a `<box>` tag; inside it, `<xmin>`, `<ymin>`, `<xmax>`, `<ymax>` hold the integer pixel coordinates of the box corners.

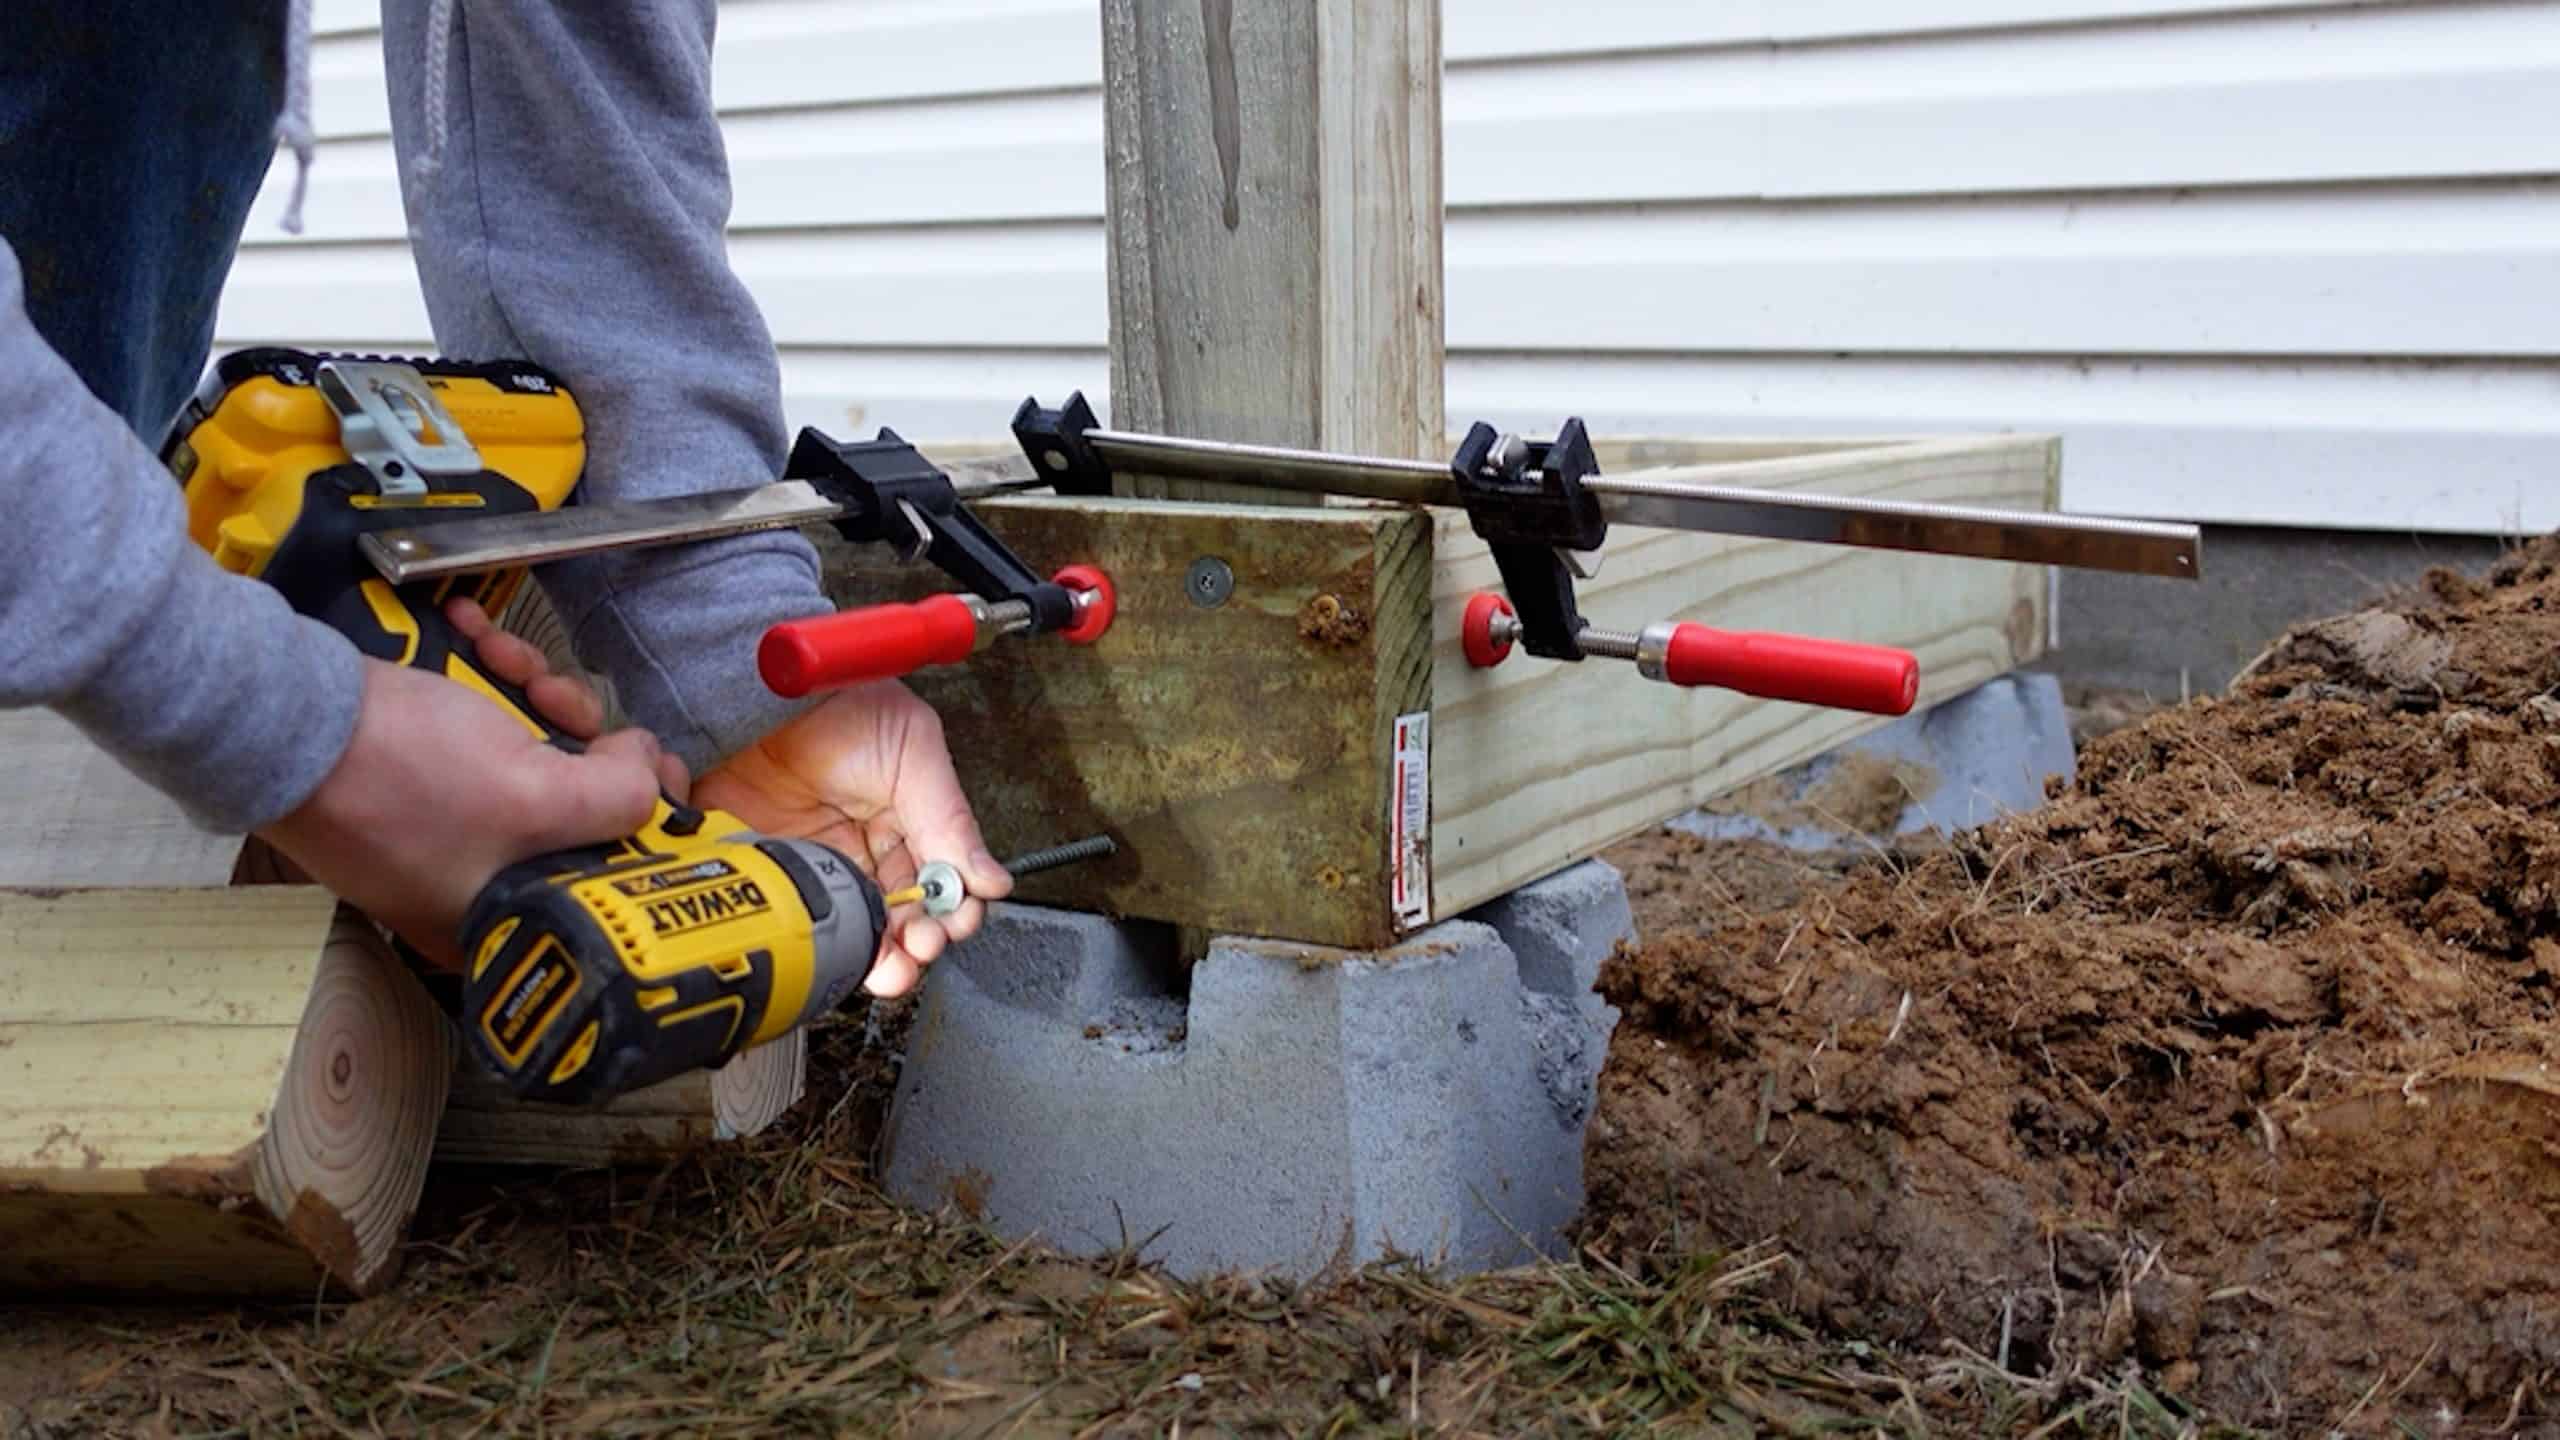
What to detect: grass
<box><xmin>1</xmin><ymin>1020</ymin><xmax>2268</xmax><ymax>1440</ymax></box>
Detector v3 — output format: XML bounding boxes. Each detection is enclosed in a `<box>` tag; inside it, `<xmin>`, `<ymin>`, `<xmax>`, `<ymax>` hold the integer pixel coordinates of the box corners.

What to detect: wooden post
<box><xmin>1101</xmin><ymin>0</ymin><xmax>1443</xmax><ymax>493</ymax></box>
<box><xmin>0</xmin><ymin>889</ymin><xmax>449</xmax><ymax>1297</ymax></box>
<box><xmin>820</xmin><ymin>1</ymin><xmax>2061</xmax><ymax>947</ymax></box>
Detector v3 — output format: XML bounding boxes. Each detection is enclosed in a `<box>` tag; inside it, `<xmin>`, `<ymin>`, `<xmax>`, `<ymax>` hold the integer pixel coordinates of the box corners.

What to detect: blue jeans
<box><xmin>0</xmin><ymin>1</ymin><xmax>282</xmax><ymax>443</ymax></box>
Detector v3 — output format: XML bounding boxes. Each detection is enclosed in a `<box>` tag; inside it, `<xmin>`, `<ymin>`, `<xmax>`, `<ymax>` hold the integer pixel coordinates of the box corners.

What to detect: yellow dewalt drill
<box><xmin>161</xmin><ymin>348</ymin><xmax>885</xmax><ymax>1106</ymax></box>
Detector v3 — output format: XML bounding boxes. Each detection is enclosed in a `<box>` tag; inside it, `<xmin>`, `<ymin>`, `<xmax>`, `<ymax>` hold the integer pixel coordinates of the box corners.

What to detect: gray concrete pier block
<box><xmin>879</xmin><ymin>861</ymin><xmax>1631</xmax><ymax>1280</ymax></box>
<box><xmin>1671</xmin><ymin>673</ymin><xmax>2077</xmax><ymax>850</ymax></box>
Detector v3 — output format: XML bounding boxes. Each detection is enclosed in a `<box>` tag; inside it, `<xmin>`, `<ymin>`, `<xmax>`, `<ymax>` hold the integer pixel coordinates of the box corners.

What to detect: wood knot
<box><xmin>1298</xmin><ymin>593</ymin><xmax>1369</xmax><ymax>647</ymax></box>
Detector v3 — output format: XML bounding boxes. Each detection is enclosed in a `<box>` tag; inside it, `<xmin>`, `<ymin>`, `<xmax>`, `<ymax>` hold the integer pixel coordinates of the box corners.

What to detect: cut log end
<box><xmin>711</xmin><ymin>1027</ymin><xmax>809</xmax><ymax>1139</ymax></box>
<box><xmin>250</xmin><ymin>913</ymin><xmax>454</xmax><ymax>1295</ymax></box>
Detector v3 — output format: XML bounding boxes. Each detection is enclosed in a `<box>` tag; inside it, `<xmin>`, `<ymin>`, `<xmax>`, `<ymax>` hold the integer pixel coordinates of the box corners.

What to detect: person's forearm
<box><xmin>381</xmin><ymin>0</ymin><xmax>829</xmax><ymax>779</ymax></box>
<box><xmin>0</xmin><ymin>238</ymin><xmax>363</xmax><ymax>833</ymax></box>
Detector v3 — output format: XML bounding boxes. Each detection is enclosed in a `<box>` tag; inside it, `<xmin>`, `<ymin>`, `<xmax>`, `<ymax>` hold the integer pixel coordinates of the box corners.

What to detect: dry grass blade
<box><xmin>1374</xmin><ymin>1271</ymin><xmax>1532</xmax><ymax>1333</ymax></box>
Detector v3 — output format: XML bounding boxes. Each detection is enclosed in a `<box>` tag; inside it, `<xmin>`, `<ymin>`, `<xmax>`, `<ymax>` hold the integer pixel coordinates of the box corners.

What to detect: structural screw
<box><xmin>899</xmin><ymin>834</ymin><xmax>1119</xmax><ymax>917</ymax></box>
<box><xmin>1002</xmin><ymin>833</ymin><xmax>1118</xmax><ymax>879</ymax></box>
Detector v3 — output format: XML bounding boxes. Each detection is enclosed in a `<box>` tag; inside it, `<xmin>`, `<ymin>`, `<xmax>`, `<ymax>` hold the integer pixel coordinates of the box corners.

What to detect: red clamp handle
<box><xmin>760</xmin><ymin>595</ymin><xmax>979</xmax><ymax>698</ymax></box>
<box><xmin>1662</xmin><ymin>625</ymin><xmax>1919</xmax><ymax>716</ymax></box>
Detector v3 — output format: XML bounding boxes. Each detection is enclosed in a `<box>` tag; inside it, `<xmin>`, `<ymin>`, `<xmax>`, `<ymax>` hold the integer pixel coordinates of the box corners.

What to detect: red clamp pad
<box><xmin>1462</xmin><ymin>593</ymin><xmax>1516</xmax><ymax>669</ymax></box>
<box><xmin>1663</xmin><ymin>625</ymin><xmax>1919</xmax><ymax>716</ymax></box>
<box><xmin>1053</xmin><ymin>564</ymin><xmax>1116</xmax><ymax>645</ymax></box>
<box><xmin>759</xmin><ymin>595</ymin><xmax>979</xmax><ymax>697</ymax></box>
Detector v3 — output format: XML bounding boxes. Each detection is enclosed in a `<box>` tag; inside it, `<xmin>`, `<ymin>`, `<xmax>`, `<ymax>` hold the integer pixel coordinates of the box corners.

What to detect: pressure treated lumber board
<box><xmin>0</xmin><ymin>888</ymin><xmax>449</xmax><ymax>1297</ymax></box>
<box><xmin>1101</xmin><ymin>0</ymin><xmax>1442</xmax><ymax>498</ymax></box>
<box><xmin>0</xmin><ymin>712</ymin><xmax>247</xmax><ymax>888</ymax></box>
<box><xmin>1425</xmin><ymin>435</ymin><xmax>2060</xmax><ymax>920</ymax></box>
<box><xmin>814</xmin><ymin>496</ymin><xmax>1433</xmax><ymax>946</ymax></box>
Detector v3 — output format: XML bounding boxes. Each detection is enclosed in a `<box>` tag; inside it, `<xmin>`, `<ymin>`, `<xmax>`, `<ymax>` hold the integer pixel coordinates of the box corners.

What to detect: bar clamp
<box><xmin>757</xmin><ymin>426</ymin><xmax>1117</xmax><ymax>697</ymax></box>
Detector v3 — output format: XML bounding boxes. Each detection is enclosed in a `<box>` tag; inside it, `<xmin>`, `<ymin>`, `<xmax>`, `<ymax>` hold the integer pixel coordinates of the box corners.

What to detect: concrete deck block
<box><xmin>924</xmin><ymin>898</ymin><xmax>1171</xmax><ymax>1024</ymax></box>
<box><xmin>1462</xmin><ymin>858</ymin><xmax>1637</xmax><ymax>998</ymax></box>
<box><xmin>1672</xmin><ymin>673</ymin><xmax>2076</xmax><ymax>850</ymax></box>
<box><xmin>880</xmin><ymin>866</ymin><xmax>1631</xmax><ymax>1280</ymax></box>
<box><xmin>1462</xmin><ymin>860</ymin><xmax>1631</xmax><ymax>1134</ymax></box>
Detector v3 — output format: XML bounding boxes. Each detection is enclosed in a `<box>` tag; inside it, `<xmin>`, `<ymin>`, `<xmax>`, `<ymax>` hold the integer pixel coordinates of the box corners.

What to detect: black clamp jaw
<box><xmin>1449</xmin><ymin>419</ymin><xmax>1606</xmax><ymax>661</ymax></box>
<box><xmin>784</xmin><ymin>425</ymin><xmax>1078</xmax><ymax>631</ymax></box>
<box><xmin>1009</xmin><ymin>393</ymin><xmax>1116</xmax><ymax>497</ymax></box>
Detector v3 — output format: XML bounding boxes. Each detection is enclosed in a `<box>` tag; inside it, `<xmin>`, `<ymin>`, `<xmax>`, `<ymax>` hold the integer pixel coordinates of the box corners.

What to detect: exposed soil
<box><xmin>1587</xmin><ymin>536</ymin><xmax>2560</xmax><ymax>1434</ymax></box>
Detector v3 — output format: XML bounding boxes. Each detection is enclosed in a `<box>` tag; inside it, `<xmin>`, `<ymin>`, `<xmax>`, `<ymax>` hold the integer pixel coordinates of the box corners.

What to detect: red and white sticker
<box><xmin>1391</xmin><ymin>712</ymin><xmax>1431</xmax><ymax>929</ymax></box>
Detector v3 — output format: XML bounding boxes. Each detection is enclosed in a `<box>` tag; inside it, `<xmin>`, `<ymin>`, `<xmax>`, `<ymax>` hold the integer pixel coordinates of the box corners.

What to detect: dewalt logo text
<box><xmin>643</xmin><ymin>880</ymin><xmax>770</xmax><ymax>936</ymax></box>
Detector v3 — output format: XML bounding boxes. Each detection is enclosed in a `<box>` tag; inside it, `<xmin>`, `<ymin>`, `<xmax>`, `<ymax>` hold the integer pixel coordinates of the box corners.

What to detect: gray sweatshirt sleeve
<box><xmin>380</xmin><ymin>1</ymin><xmax>831</xmax><ymax>779</ymax></box>
<box><xmin>0</xmin><ymin>238</ymin><xmax>364</xmax><ymax>834</ymax></box>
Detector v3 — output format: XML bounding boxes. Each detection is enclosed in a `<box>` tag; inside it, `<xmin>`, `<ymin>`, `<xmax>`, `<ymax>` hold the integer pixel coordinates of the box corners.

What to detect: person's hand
<box><xmin>255</xmin><ymin>598</ymin><xmax>673</xmax><ymax>969</ymax></box>
<box><xmin>439</xmin><ymin>597</ymin><xmax>692</xmax><ymax>795</ymax></box>
<box><xmin>689</xmin><ymin>679</ymin><xmax>1012</xmax><ymax>998</ymax></box>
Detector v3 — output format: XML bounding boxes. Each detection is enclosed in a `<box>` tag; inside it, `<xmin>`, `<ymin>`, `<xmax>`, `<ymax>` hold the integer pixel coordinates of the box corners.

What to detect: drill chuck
<box><xmin>756</xmin><ymin>835</ymin><xmax>891</xmax><ymax>1030</ymax></box>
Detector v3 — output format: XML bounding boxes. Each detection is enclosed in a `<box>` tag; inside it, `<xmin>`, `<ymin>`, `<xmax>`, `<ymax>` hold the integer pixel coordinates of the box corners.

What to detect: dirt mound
<box><xmin>1588</xmin><ymin>537</ymin><xmax>2560</xmax><ymax>1432</ymax></box>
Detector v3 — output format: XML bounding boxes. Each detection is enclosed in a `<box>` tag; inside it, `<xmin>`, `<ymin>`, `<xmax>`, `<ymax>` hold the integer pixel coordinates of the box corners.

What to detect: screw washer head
<box><xmin>1185</xmin><ymin>556</ymin><xmax>1234</xmax><ymax>608</ymax></box>
<box><xmin>913</xmin><ymin>860</ymin><xmax>966</xmax><ymax>917</ymax></box>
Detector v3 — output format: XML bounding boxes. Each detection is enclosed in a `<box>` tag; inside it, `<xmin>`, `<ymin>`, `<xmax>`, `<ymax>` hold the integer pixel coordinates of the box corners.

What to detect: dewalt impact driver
<box><xmin>161</xmin><ymin>349</ymin><xmax>885</xmax><ymax>1106</ymax></box>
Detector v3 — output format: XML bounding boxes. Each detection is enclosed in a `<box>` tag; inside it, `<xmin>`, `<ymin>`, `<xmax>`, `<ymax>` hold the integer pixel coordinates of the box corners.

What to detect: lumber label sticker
<box><xmin>1391</xmin><ymin>712</ymin><xmax>1431</xmax><ymax>928</ymax></box>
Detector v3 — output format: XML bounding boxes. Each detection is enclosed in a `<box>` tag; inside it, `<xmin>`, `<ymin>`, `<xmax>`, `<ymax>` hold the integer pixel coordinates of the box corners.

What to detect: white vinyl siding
<box><xmin>220</xmin><ymin>0</ymin><xmax>2560</xmax><ymax>534</ymax></box>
